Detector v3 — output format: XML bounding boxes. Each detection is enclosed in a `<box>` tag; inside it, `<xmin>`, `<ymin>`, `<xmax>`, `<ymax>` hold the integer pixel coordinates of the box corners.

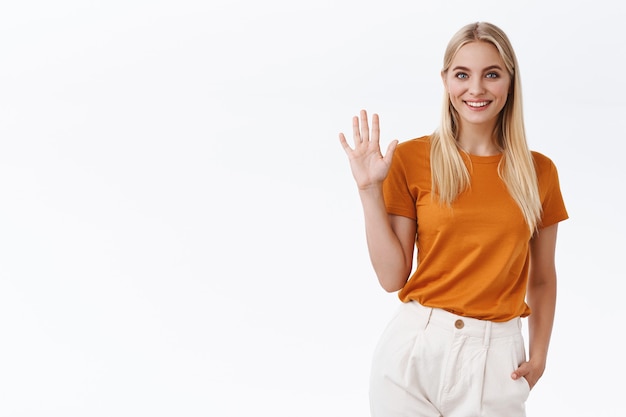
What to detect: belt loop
<box><xmin>483</xmin><ymin>321</ymin><xmax>492</xmax><ymax>347</ymax></box>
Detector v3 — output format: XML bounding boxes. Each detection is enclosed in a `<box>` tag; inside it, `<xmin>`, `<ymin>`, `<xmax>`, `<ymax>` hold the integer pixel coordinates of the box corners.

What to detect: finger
<box><xmin>360</xmin><ymin>109</ymin><xmax>369</xmax><ymax>143</ymax></box>
<box><xmin>352</xmin><ymin>115</ymin><xmax>361</xmax><ymax>144</ymax></box>
<box><xmin>338</xmin><ymin>133</ymin><xmax>353</xmax><ymax>154</ymax></box>
<box><xmin>371</xmin><ymin>113</ymin><xmax>380</xmax><ymax>144</ymax></box>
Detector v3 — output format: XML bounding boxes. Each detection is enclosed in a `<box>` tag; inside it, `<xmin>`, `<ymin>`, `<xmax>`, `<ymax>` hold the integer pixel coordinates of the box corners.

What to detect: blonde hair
<box><xmin>430</xmin><ymin>22</ymin><xmax>542</xmax><ymax>234</ymax></box>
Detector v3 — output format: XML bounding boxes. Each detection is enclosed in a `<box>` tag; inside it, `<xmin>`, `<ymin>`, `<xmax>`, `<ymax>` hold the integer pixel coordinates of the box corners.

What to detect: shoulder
<box><xmin>531</xmin><ymin>151</ymin><xmax>558</xmax><ymax>176</ymax></box>
<box><xmin>531</xmin><ymin>150</ymin><xmax>555</xmax><ymax>166</ymax></box>
<box><xmin>531</xmin><ymin>151</ymin><xmax>564</xmax><ymax>193</ymax></box>
<box><xmin>397</xmin><ymin>135</ymin><xmax>431</xmax><ymax>149</ymax></box>
<box><xmin>394</xmin><ymin>135</ymin><xmax>431</xmax><ymax>159</ymax></box>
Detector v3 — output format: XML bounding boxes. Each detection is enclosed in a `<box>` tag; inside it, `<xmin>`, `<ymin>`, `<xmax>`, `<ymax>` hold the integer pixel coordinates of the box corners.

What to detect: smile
<box><xmin>465</xmin><ymin>100</ymin><xmax>491</xmax><ymax>108</ymax></box>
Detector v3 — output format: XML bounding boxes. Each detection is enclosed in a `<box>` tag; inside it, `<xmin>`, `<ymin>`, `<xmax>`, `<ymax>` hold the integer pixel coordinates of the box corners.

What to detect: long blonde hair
<box><xmin>430</xmin><ymin>22</ymin><xmax>542</xmax><ymax>234</ymax></box>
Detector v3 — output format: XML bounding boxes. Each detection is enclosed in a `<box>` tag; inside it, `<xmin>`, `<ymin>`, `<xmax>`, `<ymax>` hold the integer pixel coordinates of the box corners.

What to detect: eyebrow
<box><xmin>451</xmin><ymin>65</ymin><xmax>504</xmax><ymax>72</ymax></box>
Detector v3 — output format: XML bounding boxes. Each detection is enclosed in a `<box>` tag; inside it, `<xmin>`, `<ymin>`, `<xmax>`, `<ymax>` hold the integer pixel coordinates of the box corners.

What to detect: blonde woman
<box><xmin>339</xmin><ymin>22</ymin><xmax>568</xmax><ymax>416</ymax></box>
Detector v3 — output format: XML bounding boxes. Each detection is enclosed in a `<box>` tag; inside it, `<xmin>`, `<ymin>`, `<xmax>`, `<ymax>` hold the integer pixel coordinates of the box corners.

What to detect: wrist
<box><xmin>358</xmin><ymin>182</ymin><xmax>384</xmax><ymax>194</ymax></box>
<box><xmin>528</xmin><ymin>354</ymin><xmax>547</xmax><ymax>370</ymax></box>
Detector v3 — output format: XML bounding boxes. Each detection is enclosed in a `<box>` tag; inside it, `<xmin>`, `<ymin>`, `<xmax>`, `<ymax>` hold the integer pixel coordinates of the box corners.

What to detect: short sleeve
<box><xmin>535</xmin><ymin>153</ymin><xmax>569</xmax><ymax>228</ymax></box>
<box><xmin>383</xmin><ymin>143</ymin><xmax>418</xmax><ymax>220</ymax></box>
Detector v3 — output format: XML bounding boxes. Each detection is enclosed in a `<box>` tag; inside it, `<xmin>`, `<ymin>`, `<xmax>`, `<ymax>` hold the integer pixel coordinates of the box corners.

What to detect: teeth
<box><xmin>466</xmin><ymin>101</ymin><xmax>489</xmax><ymax>107</ymax></box>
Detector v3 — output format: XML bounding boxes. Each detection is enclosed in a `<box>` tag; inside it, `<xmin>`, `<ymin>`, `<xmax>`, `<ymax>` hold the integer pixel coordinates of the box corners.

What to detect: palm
<box><xmin>339</xmin><ymin>110</ymin><xmax>398</xmax><ymax>190</ymax></box>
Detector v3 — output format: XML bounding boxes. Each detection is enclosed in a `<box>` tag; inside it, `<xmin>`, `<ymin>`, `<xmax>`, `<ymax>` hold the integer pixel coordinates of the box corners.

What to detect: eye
<box><xmin>485</xmin><ymin>72</ymin><xmax>499</xmax><ymax>79</ymax></box>
<box><xmin>455</xmin><ymin>72</ymin><xmax>468</xmax><ymax>79</ymax></box>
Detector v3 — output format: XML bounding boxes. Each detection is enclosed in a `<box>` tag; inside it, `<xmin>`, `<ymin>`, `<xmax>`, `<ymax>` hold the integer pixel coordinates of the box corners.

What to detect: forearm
<box><xmin>359</xmin><ymin>187</ymin><xmax>412</xmax><ymax>292</ymax></box>
<box><xmin>512</xmin><ymin>223</ymin><xmax>560</xmax><ymax>388</ymax></box>
<box><xmin>526</xmin><ymin>276</ymin><xmax>557</xmax><ymax>368</ymax></box>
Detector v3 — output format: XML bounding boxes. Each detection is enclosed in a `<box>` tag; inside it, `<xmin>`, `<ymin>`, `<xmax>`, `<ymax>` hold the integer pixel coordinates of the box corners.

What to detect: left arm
<box><xmin>511</xmin><ymin>223</ymin><xmax>559</xmax><ymax>389</ymax></box>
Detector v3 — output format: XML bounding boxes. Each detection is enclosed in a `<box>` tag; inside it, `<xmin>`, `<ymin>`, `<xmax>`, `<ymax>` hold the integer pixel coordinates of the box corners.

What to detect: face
<box><xmin>442</xmin><ymin>41</ymin><xmax>511</xmax><ymax>131</ymax></box>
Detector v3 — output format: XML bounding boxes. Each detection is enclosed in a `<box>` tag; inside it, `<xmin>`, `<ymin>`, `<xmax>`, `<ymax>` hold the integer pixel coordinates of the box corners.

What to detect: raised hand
<box><xmin>339</xmin><ymin>109</ymin><xmax>398</xmax><ymax>191</ymax></box>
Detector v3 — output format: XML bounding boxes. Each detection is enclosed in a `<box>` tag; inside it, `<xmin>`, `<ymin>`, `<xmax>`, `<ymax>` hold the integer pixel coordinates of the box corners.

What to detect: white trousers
<box><xmin>370</xmin><ymin>301</ymin><xmax>530</xmax><ymax>417</ymax></box>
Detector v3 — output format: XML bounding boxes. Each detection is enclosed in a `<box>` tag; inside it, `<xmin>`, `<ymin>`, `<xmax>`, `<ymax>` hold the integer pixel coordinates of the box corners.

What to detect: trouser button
<box><xmin>455</xmin><ymin>319</ymin><xmax>464</xmax><ymax>329</ymax></box>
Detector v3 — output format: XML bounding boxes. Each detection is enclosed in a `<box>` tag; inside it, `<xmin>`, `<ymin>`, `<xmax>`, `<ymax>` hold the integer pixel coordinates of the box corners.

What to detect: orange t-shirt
<box><xmin>383</xmin><ymin>136</ymin><xmax>569</xmax><ymax>321</ymax></box>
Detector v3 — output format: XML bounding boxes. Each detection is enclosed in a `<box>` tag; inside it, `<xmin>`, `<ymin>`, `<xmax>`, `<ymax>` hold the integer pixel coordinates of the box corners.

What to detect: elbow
<box><xmin>382</xmin><ymin>284</ymin><xmax>404</xmax><ymax>293</ymax></box>
<box><xmin>528</xmin><ymin>267</ymin><xmax>557</xmax><ymax>288</ymax></box>
<box><xmin>378</xmin><ymin>273</ymin><xmax>409</xmax><ymax>293</ymax></box>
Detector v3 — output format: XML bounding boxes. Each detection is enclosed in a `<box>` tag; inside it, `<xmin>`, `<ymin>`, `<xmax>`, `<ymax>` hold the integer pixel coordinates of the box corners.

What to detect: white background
<box><xmin>1</xmin><ymin>1</ymin><xmax>624</xmax><ymax>416</ymax></box>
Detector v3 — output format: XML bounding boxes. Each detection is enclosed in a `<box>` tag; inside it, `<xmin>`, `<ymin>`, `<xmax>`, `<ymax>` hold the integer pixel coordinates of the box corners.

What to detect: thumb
<box><xmin>511</xmin><ymin>362</ymin><xmax>530</xmax><ymax>380</ymax></box>
<box><xmin>382</xmin><ymin>140</ymin><xmax>399</xmax><ymax>164</ymax></box>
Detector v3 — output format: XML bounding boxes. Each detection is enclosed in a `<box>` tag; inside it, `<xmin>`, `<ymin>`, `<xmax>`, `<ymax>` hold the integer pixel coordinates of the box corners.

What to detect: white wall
<box><xmin>1</xmin><ymin>1</ymin><xmax>624</xmax><ymax>415</ymax></box>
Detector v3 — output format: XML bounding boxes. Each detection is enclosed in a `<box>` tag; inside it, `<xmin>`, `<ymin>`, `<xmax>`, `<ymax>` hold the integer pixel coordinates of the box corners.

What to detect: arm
<box><xmin>361</xmin><ymin>196</ymin><xmax>416</xmax><ymax>292</ymax></box>
<box><xmin>339</xmin><ymin>110</ymin><xmax>415</xmax><ymax>292</ymax></box>
<box><xmin>511</xmin><ymin>223</ymin><xmax>559</xmax><ymax>389</ymax></box>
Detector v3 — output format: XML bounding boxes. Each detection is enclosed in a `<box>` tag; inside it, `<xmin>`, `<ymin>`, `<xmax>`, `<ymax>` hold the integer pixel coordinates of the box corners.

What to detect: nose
<box><xmin>468</xmin><ymin>77</ymin><xmax>486</xmax><ymax>95</ymax></box>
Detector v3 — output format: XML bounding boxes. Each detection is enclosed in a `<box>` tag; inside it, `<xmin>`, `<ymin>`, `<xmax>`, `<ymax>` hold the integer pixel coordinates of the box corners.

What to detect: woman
<box><xmin>339</xmin><ymin>22</ymin><xmax>568</xmax><ymax>416</ymax></box>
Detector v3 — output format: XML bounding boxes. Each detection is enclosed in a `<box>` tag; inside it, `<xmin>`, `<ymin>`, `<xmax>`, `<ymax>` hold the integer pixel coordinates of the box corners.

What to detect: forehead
<box><xmin>451</xmin><ymin>41</ymin><xmax>505</xmax><ymax>69</ymax></box>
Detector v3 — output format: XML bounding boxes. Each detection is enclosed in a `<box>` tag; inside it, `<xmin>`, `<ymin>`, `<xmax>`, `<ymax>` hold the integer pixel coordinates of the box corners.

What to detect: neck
<box><xmin>457</xmin><ymin>123</ymin><xmax>501</xmax><ymax>156</ymax></box>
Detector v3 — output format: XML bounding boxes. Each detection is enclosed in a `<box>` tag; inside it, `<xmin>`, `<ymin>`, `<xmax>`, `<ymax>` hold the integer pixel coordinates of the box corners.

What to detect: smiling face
<box><xmin>442</xmin><ymin>41</ymin><xmax>511</xmax><ymax>133</ymax></box>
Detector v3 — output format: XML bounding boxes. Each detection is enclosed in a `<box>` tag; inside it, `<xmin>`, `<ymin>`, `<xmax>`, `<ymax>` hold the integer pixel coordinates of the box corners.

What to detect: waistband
<box><xmin>407</xmin><ymin>301</ymin><xmax>522</xmax><ymax>340</ymax></box>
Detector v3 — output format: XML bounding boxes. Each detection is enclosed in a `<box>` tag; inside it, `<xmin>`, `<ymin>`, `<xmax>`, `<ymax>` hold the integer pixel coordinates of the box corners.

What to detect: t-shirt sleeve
<box><xmin>538</xmin><ymin>157</ymin><xmax>569</xmax><ymax>229</ymax></box>
<box><xmin>383</xmin><ymin>149</ymin><xmax>417</xmax><ymax>220</ymax></box>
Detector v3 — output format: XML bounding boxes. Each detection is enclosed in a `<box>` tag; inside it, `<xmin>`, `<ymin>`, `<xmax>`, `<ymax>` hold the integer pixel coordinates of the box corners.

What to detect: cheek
<box><xmin>446</xmin><ymin>83</ymin><xmax>465</xmax><ymax>100</ymax></box>
<box><xmin>493</xmin><ymin>81</ymin><xmax>511</xmax><ymax>98</ymax></box>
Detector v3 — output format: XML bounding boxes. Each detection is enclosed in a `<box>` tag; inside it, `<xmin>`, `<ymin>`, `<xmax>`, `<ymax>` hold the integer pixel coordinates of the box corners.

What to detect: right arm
<box><xmin>339</xmin><ymin>110</ymin><xmax>416</xmax><ymax>292</ymax></box>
